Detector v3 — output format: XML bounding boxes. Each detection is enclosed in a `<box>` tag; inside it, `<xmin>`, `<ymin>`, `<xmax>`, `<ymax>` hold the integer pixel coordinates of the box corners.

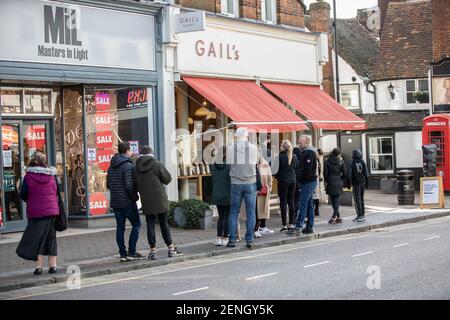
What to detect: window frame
<box><xmin>405</xmin><ymin>79</ymin><xmax>430</xmax><ymax>106</ymax></box>
<box><xmin>261</xmin><ymin>0</ymin><xmax>277</xmax><ymax>24</ymax></box>
<box><xmin>339</xmin><ymin>83</ymin><xmax>361</xmax><ymax>111</ymax></box>
<box><xmin>368</xmin><ymin>136</ymin><xmax>395</xmax><ymax>174</ymax></box>
<box><xmin>221</xmin><ymin>0</ymin><xmax>239</xmax><ymax>18</ymax></box>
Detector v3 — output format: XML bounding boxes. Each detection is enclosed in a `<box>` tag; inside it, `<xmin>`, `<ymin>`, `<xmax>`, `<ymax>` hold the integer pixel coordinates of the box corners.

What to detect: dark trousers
<box><xmin>278</xmin><ymin>180</ymin><xmax>296</xmax><ymax>226</ymax></box>
<box><xmin>353</xmin><ymin>184</ymin><xmax>365</xmax><ymax>218</ymax></box>
<box><xmin>216</xmin><ymin>205</ymin><xmax>230</xmax><ymax>238</ymax></box>
<box><xmin>330</xmin><ymin>195</ymin><xmax>341</xmax><ymax>218</ymax></box>
<box><xmin>254</xmin><ymin>202</ymin><xmax>266</xmax><ymax>231</ymax></box>
<box><xmin>146</xmin><ymin>213</ymin><xmax>173</xmax><ymax>249</ymax></box>
<box><xmin>114</xmin><ymin>203</ymin><xmax>141</xmax><ymax>257</ymax></box>
<box><xmin>313</xmin><ymin>199</ymin><xmax>320</xmax><ymax>216</ymax></box>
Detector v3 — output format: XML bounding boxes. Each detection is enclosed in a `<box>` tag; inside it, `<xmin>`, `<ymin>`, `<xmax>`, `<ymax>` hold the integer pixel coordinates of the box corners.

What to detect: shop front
<box><xmin>170</xmin><ymin>13</ymin><xmax>365</xmax><ymax>201</ymax></box>
<box><xmin>0</xmin><ymin>0</ymin><xmax>163</xmax><ymax>232</ymax></box>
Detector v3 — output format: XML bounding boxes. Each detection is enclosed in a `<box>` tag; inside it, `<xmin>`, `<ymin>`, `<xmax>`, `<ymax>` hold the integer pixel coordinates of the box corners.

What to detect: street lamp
<box><xmin>333</xmin><ymin>0</ymin><xmax>340</xmax><ymax>103</ymax></box>
<box><xmin>388</xmin><ymin>83</ymin><xmax>395</xmax><ymax>99</ymax></box>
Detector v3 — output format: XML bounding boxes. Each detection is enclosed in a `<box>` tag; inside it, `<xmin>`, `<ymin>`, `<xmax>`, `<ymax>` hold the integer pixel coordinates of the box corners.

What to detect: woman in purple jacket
<box><xmin>16</xmin><ymin>152</ymin><xmax>60</xmax><ymax>275</ymax></box>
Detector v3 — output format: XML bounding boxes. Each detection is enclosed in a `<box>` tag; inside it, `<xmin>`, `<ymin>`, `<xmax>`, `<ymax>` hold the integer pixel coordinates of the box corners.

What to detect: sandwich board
<box><xmin>420</xmin><ymin>176</ymin><xmax>445</xmax><ymax>209</ymax></box>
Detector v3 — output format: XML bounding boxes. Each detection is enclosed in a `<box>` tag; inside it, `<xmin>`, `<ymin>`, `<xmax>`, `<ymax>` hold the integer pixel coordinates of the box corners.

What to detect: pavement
<box><xmin>1</xmin><ymin>190</ymin><xmax>450</xmax><ymax>294</ymax></box>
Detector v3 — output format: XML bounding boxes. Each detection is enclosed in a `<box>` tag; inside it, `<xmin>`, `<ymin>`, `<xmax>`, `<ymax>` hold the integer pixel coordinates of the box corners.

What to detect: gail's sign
<box><xmin>175</xmin><ymin>11</ymin><xmax>205</xmax><ymax>34</ymax></box>
<box><xmin>0</xmin><ymin>0</ymin><xmax>155</xmax><ymax>70</ymax></box>
<box><xmin>26</xmin><ymin>125</ymin><xmax>46</xmax><ymax>149</ymax></box>
<box><xmin>195</xmin><ymin>40</ymin><xmax>239</xmax><ymax>61</ymax></box>
<box><xmin>89</xmin><ymin>192</ymin><xmax>109</xmax><ymax>216</ymax></box>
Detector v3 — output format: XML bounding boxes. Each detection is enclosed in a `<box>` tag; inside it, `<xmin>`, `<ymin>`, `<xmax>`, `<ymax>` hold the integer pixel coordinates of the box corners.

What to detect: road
<box><xmin>4</xmin><ymin>216</ymin><xmax>450</xmax><ymax>300</ymax></box>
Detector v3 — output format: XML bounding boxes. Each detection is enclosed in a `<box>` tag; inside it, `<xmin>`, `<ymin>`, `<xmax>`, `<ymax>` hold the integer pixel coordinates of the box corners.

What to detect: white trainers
<box><xmin>258</xmin><ymin>227</ymin><xmax>274</xmax><ymax>234</ymax></box>
<box><xmin>214</xmin><ymin>238</ymin><xmax>223</xmax><ymax>246</ymax></box>
<box><xmin>254</xmin><ymin>231</ymin><xmax>262</xmax><ymax>238</ymax></box>
<box><xmin>222</xmin><ymin>238</ymin><xmax>229</xmax><ymax>246</ymax></box>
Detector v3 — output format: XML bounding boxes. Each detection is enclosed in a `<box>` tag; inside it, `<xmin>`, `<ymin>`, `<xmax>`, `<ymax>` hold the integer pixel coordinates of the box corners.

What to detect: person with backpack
<box><xmin>324</xmin><ymin>148</ymin><xmax>347</xmax><ymax>224</ymax></box>
<box><xmin>347</xmin><ymin>149</ymin><xmax>369</xmax><ymax>222</ymax></box>
<box><xmin>134</xmin><ymin>146</ymin><xmax>183</xmax><ymax>259</ymax></box>
<box><xmin>274</xmin><ymin>140</ymin><xmax>298</xmax><ymax>232</ymax></box>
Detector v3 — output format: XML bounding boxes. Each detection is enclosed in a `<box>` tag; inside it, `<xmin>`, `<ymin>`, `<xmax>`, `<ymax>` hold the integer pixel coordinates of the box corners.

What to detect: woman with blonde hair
<box><xmin>274</xmin><ymin>140</ymin><xmax>299</xmax><ymax>232</ymax></box>
<box><xmin>16</xmin><ymin>152</ymin><xmax>62</xmax><ymax>275</ymax></box>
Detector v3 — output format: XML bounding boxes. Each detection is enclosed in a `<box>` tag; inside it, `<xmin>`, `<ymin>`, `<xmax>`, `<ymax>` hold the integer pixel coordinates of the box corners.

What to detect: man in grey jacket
<box><xmin>226</xmin><ymin>127</ymin><xmax>259</xmax><ymax>249</ymax></box>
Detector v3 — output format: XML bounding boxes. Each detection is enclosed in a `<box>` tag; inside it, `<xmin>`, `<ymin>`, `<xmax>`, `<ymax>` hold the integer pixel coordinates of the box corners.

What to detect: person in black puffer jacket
<box><xmin>274</xmin><ymin>140</ymin><xmax>298</xmax><ymax>232</ymax></box>
<box><xmin>107</xmin><ymin>142</ymin><xmax>142</xmax><ymax>261</ymax></box>
<box><xmin>347</xmin><ymin>149</ymin><xmax>369</xmax><ymax>222</ymax></box>
<box><xmin>324</xmin><ymin>148</ymin><xmax>347</xmax><ymax>224</ymax></box>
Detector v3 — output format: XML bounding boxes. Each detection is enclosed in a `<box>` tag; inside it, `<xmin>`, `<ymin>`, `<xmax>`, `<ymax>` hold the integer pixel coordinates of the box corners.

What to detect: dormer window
<box><xmin>221</xmin><ymin>0</ymin><xmax>239</xmax><ymax>18</ymax></box>
<box><xmin>261</xmin><ymin>0</ymin><xmax>277</xmax><ymax>24</ymax></box>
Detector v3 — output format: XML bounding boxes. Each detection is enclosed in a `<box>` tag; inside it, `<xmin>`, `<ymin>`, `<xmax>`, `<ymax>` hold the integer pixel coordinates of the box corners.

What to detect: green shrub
<box><xmin>169</xmin><ymin>199</ymin><xmax>211</xmax><ymax>229</ymax></box>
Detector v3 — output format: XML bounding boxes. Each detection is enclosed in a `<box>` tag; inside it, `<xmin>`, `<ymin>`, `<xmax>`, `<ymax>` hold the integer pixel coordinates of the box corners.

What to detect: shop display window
<box><xmin>1</xmin><ymin>88</ymin><xmax>22</xmax><ymax>114</ymax></box>
<box><xmin>84</xmin><ymin>87</ymin><xmax>150</xmax><ymax>216</ymax></box>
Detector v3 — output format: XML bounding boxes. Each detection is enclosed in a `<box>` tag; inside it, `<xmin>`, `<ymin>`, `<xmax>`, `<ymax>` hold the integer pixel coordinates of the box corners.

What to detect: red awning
<box><xmin>182</xmin><ymin>77</ymin><xmax>308</xmax><ymax>132</ymax></box>
<box><xmin>262</xmin><ymin>82</ymin><xmax>367</xmax><ymax>130</ymax></box>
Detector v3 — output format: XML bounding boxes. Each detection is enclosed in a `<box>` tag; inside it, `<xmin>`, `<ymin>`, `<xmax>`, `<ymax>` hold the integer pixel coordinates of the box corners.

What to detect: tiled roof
<box><xmin>373</xmin><ymin>0</ymin><xmax>433</xmax><ymax>81</ymax></box>
<box><xmin>360</xmin><ymin>111</ymin><xmax>429</xmax><ymax>130</ymax></box>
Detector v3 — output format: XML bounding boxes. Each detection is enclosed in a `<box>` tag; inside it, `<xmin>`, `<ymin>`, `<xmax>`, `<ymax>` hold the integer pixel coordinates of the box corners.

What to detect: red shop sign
<box><xmin>97</xmin><ymin>148</ymin><xmax>114</xmax><ymax>171</ymax></box>
<box><xmin>94</xmin><ymin>112</ymin><xmax>113</xmax><ymax>132</ymax></box>
<box><xmin>89</xmin><ymin>192</ymin><xmax>109</xmax><ymax>216</ymax></box>
<box><xmin>26</xmin><ymin>125</ymin><xmax>46</xmax><ymax>149</ymax></box>
<box><xmin>94</xmin><ymin>92</ymin><xmax>111</xmax><ymax>112</ymax></box>
<box><xmin>95</xmin><ymin>131</ymin><xmax>114</xmax><ymax>149</ymax></box>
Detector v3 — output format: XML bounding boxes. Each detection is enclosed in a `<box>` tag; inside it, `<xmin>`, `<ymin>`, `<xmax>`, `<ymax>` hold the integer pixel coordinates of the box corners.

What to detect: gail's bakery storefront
<box><xmin>0</xmin><ymin>0</ymin><xmax>164</xmax><ymax>232</ymax></box>
<box><xmin>170</xmin><ymin>13</ymin><xmax>366</xmax><ymax>201</ymax></box>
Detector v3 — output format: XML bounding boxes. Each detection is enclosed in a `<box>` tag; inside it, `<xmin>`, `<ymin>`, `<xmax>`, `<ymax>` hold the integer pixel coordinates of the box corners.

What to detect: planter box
<box><xmin>173</xmin><ymin>207</ymin><xmax>213</xmax><ymax>230</ymax></box>
<box><xmin>380</xmin><ymin>179</ymin><xmax>397</xmax><ymax>194</ymax></box>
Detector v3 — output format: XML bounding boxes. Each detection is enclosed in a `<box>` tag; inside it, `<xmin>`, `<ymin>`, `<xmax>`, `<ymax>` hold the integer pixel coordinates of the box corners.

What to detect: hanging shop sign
<box><xmin>95</xmin><ymin>131</ymin><xmax>114</xmax><ymax>149</ymax></box>
<box><xmin>25</xmin><ymin>125</ymin><xmax>46</xmax><ymax>149</ymax></box>
<box><xmin>175</xmin><ymin>11</ymin><xmax>206</xmax><ymax>34</ymax></box>
<box><xmin>94</xmin><ymin>92</ymin><xmax>111</xmax><ymax>112</ymax></box>
<box><xmin>97</xmin><ymin>148</ymin><xmax>114</xmax><ymax>171</ymax></box>
<box><xmin>89</xmin><ymin>192</ymin><xmax>109</xmax><ymax>216</ymax></box>
<box><xmin>0</xmin><ymin>0</ymin><xmax>156</xmax><ymax>70</ymax></box>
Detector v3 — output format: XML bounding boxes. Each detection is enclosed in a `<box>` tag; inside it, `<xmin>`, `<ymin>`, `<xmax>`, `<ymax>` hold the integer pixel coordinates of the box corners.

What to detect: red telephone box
<box><xmin>422</xmin><ymin>114</ymin><xmax>450</xmax><ymax>190</ymax></box>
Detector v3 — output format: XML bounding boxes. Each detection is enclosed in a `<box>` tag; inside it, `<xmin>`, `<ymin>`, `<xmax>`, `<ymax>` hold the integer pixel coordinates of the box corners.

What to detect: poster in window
<box><xmin>117</xmin><ymin>88</ymin><xmax>151</xmax><ymax>109</ymax></box>
<box><xmin>129</xmin><ymin>140</ymin><xmax>139</xmax><ymax>155</ymax></box>
<box><xmin>89</xmin><ymin>192</ymin><xmax>109</xmax><ymax>216</ymax></box>
<box><xmin>2</xmin><ymin>150</ymin><xmax>12</xmax><ymax>167</ymax></box>
<box><xmin>94</xmin><ymin>92</ymin><xmax>111</xmax><ymax>112</ymax></box>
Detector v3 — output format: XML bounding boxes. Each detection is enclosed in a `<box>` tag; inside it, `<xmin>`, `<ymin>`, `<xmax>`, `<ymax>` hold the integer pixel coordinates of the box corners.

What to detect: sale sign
<box><xmin>1</xmin><ymin>126</ymin><xmax>19</xmax><ymax>146</ymax></box>
<box><xmin>94</xmin><ymin>92</ymin><xmax>111</xmax><ymax>112</ymax></box>
<box><xmin>97</xmin><ymin>148</ymin><xmax>114</xmax><ymax>171</ymax></box>
<box><xmin>26</xmin><ymin>125</ymin><xmax>46</xmax><ymax>149</ymax></box>
<box><xmin>94</xmin><ymin>112</ymin><xmax>113</xmax><ymax>132</ymax></box>
<box><xmin>95</xmin><ymin>131</ymin><xmax>114</xmax><ymax>149</ymax></box>
<box><xmin>89</xmin><ymin>192</ymin><xmax>109</xmax><ymax>216</ymax></box>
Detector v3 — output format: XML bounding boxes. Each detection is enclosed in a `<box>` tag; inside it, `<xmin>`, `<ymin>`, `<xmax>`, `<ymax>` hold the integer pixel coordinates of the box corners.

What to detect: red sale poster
<box><xmin>89</xmin><ymin>192</ymin><xmax>109</xmax><ymax>216</ymax></box>
<box><xmin>94</xmin><ymin>112</ymin><xmax>113</xmax><ymax>132</ymax></box>
<box><xmin>25</xmin><ymin>125</ymin><xmax>46</xmax><ymax>149</ymax></box>
<box><xmin>94</xmin><ymin>92</ymin><xmax>111</xmax><ymax>112</ymax></box>
<box><xmin>95</xmin><ymin>131</ymin><xmax>114</xmax><ymax>149</ymax></box>
<box><xmin>97</xmin><ymin>148</ymin><xmax>114</xmax><ymax>171</ymax></box>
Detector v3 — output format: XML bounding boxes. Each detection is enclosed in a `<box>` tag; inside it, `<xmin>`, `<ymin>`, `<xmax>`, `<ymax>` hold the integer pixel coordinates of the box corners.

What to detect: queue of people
<box><xmin>16</xmin><ymin>128</ymin><xmax>369</xmax><ymax>274</ymax></box>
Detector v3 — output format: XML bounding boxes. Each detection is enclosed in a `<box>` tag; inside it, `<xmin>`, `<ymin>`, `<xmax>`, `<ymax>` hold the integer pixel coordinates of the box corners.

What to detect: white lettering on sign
<box><xmin>95</xmin><ymin>116</ymin><xmax>112</xmax><ymax>125</ymax></box>
<box><xmin>27</xmin><ymin>131</ymin><xmax>45</xmax><ymax>141</ymax></box>
<box><xmin>98</xmin><ymin>154</ymin><xmax>112</xmax><ymax>163</ymax></box>
<box><xmin>96</xmin><ymin>135</ymin><xmax>112</xmax><ymax>145</ymax></box>
<box><xmin>95</xmin><ymin>96</ymin><xmax>110</xmax><ymax>105</ymax></box>
<box><xmin>426</xmin><ymin>122</ymin><xmax>446</xmax><ymax>126</ymax></box>
<box><xmin>90</xmin><ymin>200</ymin><xmax>107</xmax><ymax>210</ymax></box>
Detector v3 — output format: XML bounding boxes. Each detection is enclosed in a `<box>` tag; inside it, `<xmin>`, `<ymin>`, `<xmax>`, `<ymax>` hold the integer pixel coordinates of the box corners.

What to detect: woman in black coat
<box><xmin>324</xmin><ymin>148</ymin><xmax>347</xmax><ymax>224</ymax></box>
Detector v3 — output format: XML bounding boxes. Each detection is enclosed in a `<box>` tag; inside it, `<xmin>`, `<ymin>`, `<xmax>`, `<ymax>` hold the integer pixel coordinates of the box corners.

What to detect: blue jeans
<box><xmin>114</xmin><ymin>202</ymin><xmax>141</xmax><ymax>257</ymax></box>
<box><xmin>296</xmin><ymin>180</ymin><xmax>317</xmax><ymax>230</ymax></box>
<box><xmin>228</xmin><ymin>183</ymin><xmax>257</xmax><ymax>244</ymax></box>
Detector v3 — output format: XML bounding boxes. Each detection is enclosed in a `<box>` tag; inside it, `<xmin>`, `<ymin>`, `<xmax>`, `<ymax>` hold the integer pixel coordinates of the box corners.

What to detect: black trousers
<box><xmin>330</xmin><ymin>195</ymin><xmax>341</xmax><ymax>218</ymax></box>
<box><xmin>254</xmin><ymin>201</ymin><xmax>266</xmax><ymax>231</ymax></box>
<box><xmin>145</xmin><ymin>213</ymin><xmax>173</xmax><ymax>249</ymax></box>
<box><xmin>278</xmin><ymin>181</ymin><xmax>296</xmax><ymax>226</ymax></box>
<box><xmin>217</xmin><ymin>205</ymin><xmax>230</xmax><ymax>237</ymax></box>
<box><xmin>353</xmin><ymin>184</ymin><xmax>365</xmax><ymax>217</ymax></box>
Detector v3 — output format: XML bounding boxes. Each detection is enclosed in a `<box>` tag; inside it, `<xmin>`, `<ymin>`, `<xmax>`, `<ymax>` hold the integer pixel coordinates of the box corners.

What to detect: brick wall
<box><xmin>309</xmin><ymin>1</ymin><xmax>335</xmax><ymax>98</ymax></box>
<box><xmin>378</xmin><ymin>0</ymin><xmax>407</xmax><ymax>34</ymax></box>
<box><xmin>432</xmin><ymin>0</ymin><xmax>450</xmax><ymax>61</ymax></box>
<box><xmin>176</xmin><ymin>0</ymin><xmax>218</xmax><ymax>13</ymax></box>
<box><xmin>277</xmin><ymin>0</ymin><xmax>305</xmax><ymax>28</ymax></box>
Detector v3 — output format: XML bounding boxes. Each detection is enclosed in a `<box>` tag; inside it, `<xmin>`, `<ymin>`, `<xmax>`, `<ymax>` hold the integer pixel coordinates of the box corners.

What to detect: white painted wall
<box><xmin>320</xmin><ymin>134</ymin><xmax>337</xmax><ymax>153</ymax></box>
<box><xmin>332</xmin><ymin>51</ymin><xmax>376</xmax><ymax>114</ymax></box>
<box><xmin>395</xmin><ymin>131</ymin><xmax>423</xmax><ymax>168</ymax></box>
<box><xmin>375</xmin><ymin>80</ymin><xmax>430</xmax><ymax>111</ymax></box>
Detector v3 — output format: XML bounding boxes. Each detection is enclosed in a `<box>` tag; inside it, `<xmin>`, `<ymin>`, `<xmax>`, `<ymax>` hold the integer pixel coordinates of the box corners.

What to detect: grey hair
<box><xmin>299</xmin><ymin>135</ymin><xmax>311</xmax><ymax>145</ymax></box>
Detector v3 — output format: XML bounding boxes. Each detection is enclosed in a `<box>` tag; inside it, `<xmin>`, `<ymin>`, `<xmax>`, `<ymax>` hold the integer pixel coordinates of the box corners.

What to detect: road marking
<box><xmin>172</xmin><ymin>287</ymin><xmax>209</xmax><ymax>296</ymax></box>
<box><xmin>304</xmin><ymin>261</ymin><xmax>331</xmax><ymax>268</ymax></box>
<box><xmin>424</xmin><ymin>236</ymin><xmax>440</xmax><ymax>241</ymax></box>
<box><xmin>351</xmin><ymin>251</ymin><xmax>374</xmax><ymax>258</ymax></box>
<box><xmin>246</xmin><ymin>272</ymin><xmax>278</xmax><ymax>281</ymax></box>
<box><xmin>393</xmin><ymin>243</ymin><xmax>409</xmax><ymax>248</ymax></box>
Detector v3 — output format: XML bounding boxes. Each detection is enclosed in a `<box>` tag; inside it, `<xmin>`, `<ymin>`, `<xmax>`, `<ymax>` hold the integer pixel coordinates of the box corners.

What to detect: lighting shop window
<box><xmin>221</xmin><ymin>0</ymin><xmax>238</xmax><ymax>17</ymax></box>
<box><xmin>262</xmin><ymin>0</ymin><xmax>277</xmax><ymax>24</ymax></box>
<box><xmin>340</xmin><ymin>84</ymin><xmax>360</xmax><ymax>110</ymax></box>
<box><xmin>369</xmin><ymin>137</ymin><xmax>394</xmax><ymax>174</ymax></box>
<box><xmin>24</xmin><ymin>88</ymin><xmax>54</xmax><ymax>114</ymax></box>
<box><xmin>406</xmin><ymin>79</ymin><xmax>429</xmax><ymax>104</ymax></box>
<box><xmin>0</xmin><ymin>88</ymin><xmax>22</xmax><ymax>114</ymax></box>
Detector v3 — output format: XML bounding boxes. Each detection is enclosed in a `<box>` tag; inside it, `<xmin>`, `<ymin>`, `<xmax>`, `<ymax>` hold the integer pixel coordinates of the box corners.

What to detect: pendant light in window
<box><xmin>194</xmin><ymin>99</ymin><xmax>210</xmax><ymax>117</ymax></box>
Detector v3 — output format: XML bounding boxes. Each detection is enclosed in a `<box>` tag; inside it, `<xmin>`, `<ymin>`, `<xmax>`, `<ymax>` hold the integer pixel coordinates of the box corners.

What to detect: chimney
<box><xmin>432</xmin><ymin>0</ymin><xmax>450</xmax><ymax>61</ymax></box>
<box><xmin>309</xmin><ymin>0</ymin><xmax>335</xmax><ymax>98</ymax></box>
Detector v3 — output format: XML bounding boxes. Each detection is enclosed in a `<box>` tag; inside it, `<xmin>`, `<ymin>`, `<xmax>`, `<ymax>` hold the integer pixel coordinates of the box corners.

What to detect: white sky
<box><xmin>303</xmin><ymin>0</ymin><xmax>378</xmax><ymax>19</ymax></box>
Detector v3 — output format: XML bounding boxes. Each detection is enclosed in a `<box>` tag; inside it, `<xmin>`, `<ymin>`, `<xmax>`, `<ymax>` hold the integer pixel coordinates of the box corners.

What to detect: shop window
<box><xmin>0</xmin><ymin>88</ymin><xmax>22</xmax><ymax>114</ymax></box>
<box><xmin>221</xmin><ymin>0</ymin><xmax>239</xmax><ymax>17</ymax></box>
<box><xmin>1</xmin><ymin>87</ymin><xmax>56</xmax><ymax>115</ymax></box>
<box><xmin>369</xmin><ymin>136</ymin><xmax>394</xmax><ymax>174</ymax></box>
<box><xmin>24</xmin><ymin>89</ymin><xmax>53</xmax><ymax>114</ymax></box>
<box><xmin>340</xmin><ymin>84</ymin><xmax>360</xmax><ymax>110</ymax></box>
<box><xmin>262</xmin><ymin>0</ymin><xmax>277</xmax><ymax>24</ymax></box>
<box><xmin>84</xmin><ymin>87</ymin><xmax>151</xmax><ymax>216</ymax></box>
<box><xmin>406</xmin><ymin>79</ymin><xmax>429</xmax><ymax>104</ymax></box>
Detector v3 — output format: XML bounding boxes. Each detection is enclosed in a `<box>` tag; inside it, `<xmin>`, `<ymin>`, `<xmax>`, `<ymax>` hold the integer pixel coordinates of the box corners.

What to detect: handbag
<box><xmin>54</xmin><ymin>177</ymin><xmax>67</xmax><ymax>232</ymax></box>
<box><xmin>258</xmin><ymin>185</ymin><xmax>268</xmax><ymax>196</ymax></box>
